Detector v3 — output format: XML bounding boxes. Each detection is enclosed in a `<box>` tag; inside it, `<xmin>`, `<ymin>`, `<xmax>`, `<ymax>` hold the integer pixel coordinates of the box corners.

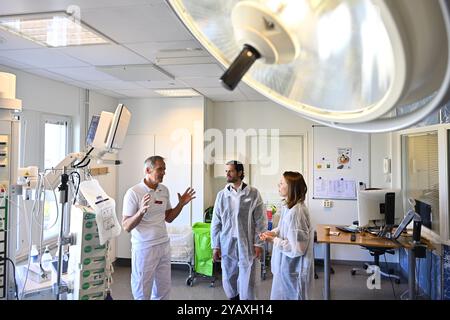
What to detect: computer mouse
<box><xmin>350</xmin><ymin>233</ymin><xmax>356</xmax><ymax>241</ymax></box>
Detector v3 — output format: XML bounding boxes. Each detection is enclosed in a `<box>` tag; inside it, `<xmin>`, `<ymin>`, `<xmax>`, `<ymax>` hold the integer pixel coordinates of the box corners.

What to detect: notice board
<box><xmin>312</xmin><ymin>125</ymin><xmax>370</xmax><ymax>200</ymax></box>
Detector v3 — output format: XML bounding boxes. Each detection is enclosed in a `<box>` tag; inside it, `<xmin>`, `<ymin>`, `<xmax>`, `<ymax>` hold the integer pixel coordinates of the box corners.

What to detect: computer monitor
<box><xmin>357</xmin><ymin>189</ymin><xmax>404</xmax><ymax>227</ymax></box>
<box><xmin>414</xmin><ymin>199</ymin><xmax>432</xmax><ymax>229</ymax></box>
<box><xmin>86</xmin><ymin>115</ymin><xmax>100</xmax><ymax>147</ymax></box>
<box><xmin>105</xmin><ymin>104</ymin><xmax>131</xmax><ymax>151</ymax></box>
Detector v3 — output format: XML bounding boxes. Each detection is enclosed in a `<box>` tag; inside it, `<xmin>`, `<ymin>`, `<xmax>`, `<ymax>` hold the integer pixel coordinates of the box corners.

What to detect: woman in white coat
<box><xmin>260</xmin><ymin>171</ymin><xmax>313</xmax><ymax>300</ymax></box>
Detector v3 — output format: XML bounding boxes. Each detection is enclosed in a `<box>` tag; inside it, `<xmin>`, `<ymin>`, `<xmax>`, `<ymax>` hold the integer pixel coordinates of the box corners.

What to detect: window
<box><xmin>402</xmin><ymin>131</ymin><xmax>439</xmax><ymax>235</ymax></box>
<box><xmin>16</xmin><ymin>113</ymin><xmax>72</xmax><ymax>259</ymax></box>
<box><xmin>44</xmin><ymin>120</ymin><xmax>68</xmax><ymax>170</ymax></box>
<box><xmin>42</xmin><ymin>117</ymin><xmax>71</xmax><ymax>241</ymax></box>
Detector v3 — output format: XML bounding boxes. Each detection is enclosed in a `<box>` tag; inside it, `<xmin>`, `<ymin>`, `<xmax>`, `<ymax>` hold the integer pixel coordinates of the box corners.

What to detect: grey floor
<box><xmin>110</xmin><ymin>263</ymin><xmax>409</xmax><ymax>300</ymax></box>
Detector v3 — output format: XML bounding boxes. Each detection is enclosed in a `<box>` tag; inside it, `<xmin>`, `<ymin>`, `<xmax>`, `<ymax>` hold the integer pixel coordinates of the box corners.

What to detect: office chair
<box><xmin>313</xmin><ymin>230</ymin><xmax>335</xmax><ymax>279</ymax></box>
<box><xmin>350</xmin><ymin>247</ymin><xmax>401</xmax><ymax>284</ymax></box>
<box><xmin>349</xmin><ymin>220</ymin><xmax>401</xmax><ymax>284</ymax></box>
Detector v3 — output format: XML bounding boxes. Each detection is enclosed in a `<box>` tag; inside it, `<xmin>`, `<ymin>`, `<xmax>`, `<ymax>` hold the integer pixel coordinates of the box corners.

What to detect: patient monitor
<box><xmin>88</xmin><ymin>104</ymin><xmax>131</xmax><ymax>152</ymax></box>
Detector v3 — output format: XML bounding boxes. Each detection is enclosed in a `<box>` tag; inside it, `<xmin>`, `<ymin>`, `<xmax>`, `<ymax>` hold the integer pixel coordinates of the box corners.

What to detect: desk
<box><xmin>316</xmin><ymin>224</ymin><xmax>433</xmax><ymax>300</ymax></box>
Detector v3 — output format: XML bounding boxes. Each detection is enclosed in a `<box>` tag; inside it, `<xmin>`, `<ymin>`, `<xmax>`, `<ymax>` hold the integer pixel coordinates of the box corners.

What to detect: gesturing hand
<box><xmin>259</xmin><ymin>231</ymin><xmax>276</xmax><ymax>242</ymax></box>
<box><xmin>139</xmin><ymin>193</ymin><xmax>151</xmax><ymax>216</ymax></box>
<box><xmin>178</xmin><ymin>187</ymin><xmax>196</xmax><ymax>206</ymax></box>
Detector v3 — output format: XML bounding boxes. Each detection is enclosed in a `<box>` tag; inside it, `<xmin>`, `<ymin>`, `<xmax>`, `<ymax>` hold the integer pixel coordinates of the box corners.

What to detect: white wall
<box><xmin>204</xmin><ymin>98</ymin><xmax>216</xmax><ymax>209</ymax></box>
<box><xmin>206</xmin><ymin>100</ymin><xmax>393</xmax><ymax>262</ymax></box>
<box><xmin>118</xmin><ymin>96</ymin><xmax>204</xmax><ymax>220</ymax></box>
<box><xmin>0</xmin><ymin>65</ymin><xmax>83</xmax><ymax>154</ymax></box>
<box><xmin>115</xmin><ymin>97</ymin><xmax>205</xmax><ymax>258</ymax></box>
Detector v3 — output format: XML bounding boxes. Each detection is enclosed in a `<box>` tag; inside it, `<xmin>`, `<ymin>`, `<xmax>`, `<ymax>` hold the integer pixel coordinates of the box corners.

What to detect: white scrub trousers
<box><xmin>131</xmin><ymin>241</ymin><xmax>171</xmax><ymax>300</ymax></box>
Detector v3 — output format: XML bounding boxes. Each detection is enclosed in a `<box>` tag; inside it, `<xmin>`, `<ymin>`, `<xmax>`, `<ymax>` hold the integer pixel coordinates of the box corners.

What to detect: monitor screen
<box><xmin>105</xmin><ymin>104</ymin><xmax>131</xmax><ymax>151</ymax></box>
<box><xmin>357</xmin><ymin>189</ymin><xmax>404</xmax><ymax>227</ymax></box>
<box><xmin>414</xmin><ymin>199</ymin><xmax>432</xmax><ymax>229</ymax></box>
<box><xmin>86</xmin><ymin>115</ymin><xmax>100</xmax><ymax>147</ymax></box>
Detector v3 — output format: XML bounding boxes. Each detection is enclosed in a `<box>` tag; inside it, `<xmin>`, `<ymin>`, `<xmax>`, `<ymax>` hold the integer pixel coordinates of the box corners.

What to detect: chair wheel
<box><xmin>186</xmin><ymin>277</ymin><xmax>194</xmax><ymax>287</ymax></box>
<box><xmin>395</xmin><ymin>279</ymin><xmax>401</xmax><ymax>284</ymax></box>
<box><xmin>210</xmin><ymin>281</ymin><xmax>215</xmax><ymax>288</ymax></box>
<box><xmin>351</xmin><ymin>270</ymin><xmax>356</xmax><ymax>276</ymax></box>
<box><xmin>363</xmin><ymin>265</ymin><xmax>368</xmax><ymax>270</ymax></box>
<box><xmin>331</xmin><ymin>268</ymin><xmax>335</xmax><ymax>274</ymax></box>
<box><xmin>314</xmin><ymin>273</ymin><xmax>319</xmax><ymax>279</ymax></box>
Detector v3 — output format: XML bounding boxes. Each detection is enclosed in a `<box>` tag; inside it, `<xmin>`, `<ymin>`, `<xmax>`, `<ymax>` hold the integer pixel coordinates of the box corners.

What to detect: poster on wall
<box><xmin>314</xmin><ymin>177</ymin><xmax>357</xmax><ymax>199</ymax></box>
<box><xmin>337</xmin><ymin>147</ymin><xmax>352</xmax><ymax>170</ymax></box>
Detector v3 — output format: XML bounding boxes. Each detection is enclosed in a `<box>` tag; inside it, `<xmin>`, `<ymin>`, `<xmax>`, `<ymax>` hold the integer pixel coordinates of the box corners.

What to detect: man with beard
<box><xmin>211</xmin><ymin>160</ymin><xmax>266</xmax><ymax>300</ymax></box>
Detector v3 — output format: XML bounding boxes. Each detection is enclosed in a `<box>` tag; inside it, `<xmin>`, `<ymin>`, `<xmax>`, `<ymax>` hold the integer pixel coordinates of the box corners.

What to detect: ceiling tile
<box><xmin>163</xmin><ymin>63</ymin><xmax>224</xmax><ymax>78</ymax></box>
<box><xmin>135</xmin><ymin>79</ymin><xmax>188</xmax><ymax>89</ymax></box>
<box><xmin>21</xmin><ymin>68</ymin><xmax>78</xmax><ymax>83</ymax></box>
<box><xmin>81</xmin><ymin>3</ymin><xmax>192</xmax><ymax>43</ymax></box>
<box><xmin>85</xmin><ymin>80</ymin><xmax>146</xmax><ymax>90</ymax></box>
<box><xmin>59</xmin><ymin>44</ymin><xmax>150</xmax><ymax>66</ymax></box>
<box><xmin>115</xmin><ymin>88</ymin><xmax>162</xmax><ymax>98</ymax></box>
<box><xmin>0</xmin><ymin>29</ymin><xmax>43</xmax><ymax>50</ymax></box>
<box><xmin>96</xmin><ymin>64</ymin><xmax>173</xmax><ymax>81</ymax></box>
<box><xmin>156</xmin><ymin>56</ymin><xmax>217</xmax><ymax>66</ymax></box>
<box><xmin>178</xmin><ymin>77</ymin><xmax>223</xmax><ymax>88</ymax></box>
<box><xmin>65</xmin><ymin>79</ymin><xmax>103</xmax><ymax>90</ymax></box>
<box><xmin>0</xmin><ymin>0</ymin><xmax>158</xmax><ymax>14</ymax></box>
<box><xmin>46</xmin><ymin>66</ymin><xmax>118</xmax><ymax>81</ymax></box>
<box><xmin>238</xmin><ymin>83</ymin><xmax>268</xmax><ymax>101</ymax></box>
<box><xmin>125</xmin><ymin>40</ymin><xmax>205</xmax><ymax>62</ymax></box>
<box><xmin>0</xmin><ymin>56</ymin><xmax>34</xmax><ymax>69</ymax></box>
<box><xmin>0</xmin><ymin>48</ymin><xmax>89</xmax><ymax>68</ymax></box>
<box><xmin>92</xmin><ymin>89</ymin><xmax>127</xmax><ymax>99</ymax></box>
<box><xmin>195</xmin><ymin>87</ymin><xmax>247</xmax><ymax>102</ymax></box>
<box><xmin>195</xmin><ymin>87</ymin><xmax>235</xmax><ymax>96</ymax></box>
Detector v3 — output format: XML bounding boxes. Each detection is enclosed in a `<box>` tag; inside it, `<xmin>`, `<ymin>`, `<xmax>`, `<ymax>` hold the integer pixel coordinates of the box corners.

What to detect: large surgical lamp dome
<box><xmin>167</xmin><ymin>0</ymin><xmax>450</xmax><ymax>132</ymax></box>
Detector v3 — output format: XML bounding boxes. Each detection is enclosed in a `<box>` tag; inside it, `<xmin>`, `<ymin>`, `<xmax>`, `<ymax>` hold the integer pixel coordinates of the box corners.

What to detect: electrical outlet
<box><xmin>323</xmin><ymin>200</ymin><xmax>333</xmax><ymax>208</ymax></box>
<box><xmin>10</xmin><ymin>184</ymin><xmax>22</xmax><ymax>196</ymax></box>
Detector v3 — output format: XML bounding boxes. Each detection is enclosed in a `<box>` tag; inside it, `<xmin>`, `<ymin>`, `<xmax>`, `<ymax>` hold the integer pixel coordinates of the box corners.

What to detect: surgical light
<box><xmin>167</xmin><ymin>0</ymin><xmax>450</xmax><ymax>132</ymax></box>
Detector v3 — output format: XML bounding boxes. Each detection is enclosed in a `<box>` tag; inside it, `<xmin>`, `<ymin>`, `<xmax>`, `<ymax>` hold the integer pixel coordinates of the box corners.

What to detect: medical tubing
<box><xmin>42</xmin><ymin>175</ymin><xmax>60</xmax><ymax>230</ymax></box>
<box><xmin>70</xmin><ymin>171</ymin><xmax>81</xmax><ymax>205</ymax></box>
<box><xmin>73</xmin><ymin>147</ymin><xmax>94</xmax><ymax>168</ymax></box>
<box><xmin>75</xmin><ymin>158</ymin><xmax>91</xmax><ymax>169</ymax></box>
<box><xmin>0</xmin><ymin>257</ymin><xmax>19</xmax><ymax>300</ymax></box>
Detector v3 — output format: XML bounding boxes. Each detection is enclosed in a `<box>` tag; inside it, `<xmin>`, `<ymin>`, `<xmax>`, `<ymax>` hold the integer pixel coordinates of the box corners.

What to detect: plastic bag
<box><xmin>79</xmin><ymin>179</ymin><xmax>121</xmax><ymax>245</ymax></box>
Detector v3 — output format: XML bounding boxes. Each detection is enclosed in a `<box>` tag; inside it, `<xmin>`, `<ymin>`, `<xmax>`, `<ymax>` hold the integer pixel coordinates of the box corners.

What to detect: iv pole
<box><xmin>55</xmin><ymin>170</ymin><xmax>69</xmax><ymax>300</ymax></box>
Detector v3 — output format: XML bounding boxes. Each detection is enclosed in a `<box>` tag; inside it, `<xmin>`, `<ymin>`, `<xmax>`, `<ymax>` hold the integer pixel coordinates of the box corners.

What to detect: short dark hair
<box><xmin>144</xmin><ymin>155</ymin><xmax>165</xmax><ymax>169</ymax></box>
<box><xmin>226</xmin><ymin>160</ymin><xmax>245</xmax><ymax>180</ymax></box>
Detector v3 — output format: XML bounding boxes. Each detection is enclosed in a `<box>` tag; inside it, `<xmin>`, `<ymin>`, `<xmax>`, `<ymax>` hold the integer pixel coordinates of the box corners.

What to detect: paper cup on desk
<box><xmin>324</xmin><ymin>226</ymin><xmax>331</xmax><ymax>236</ymax></box>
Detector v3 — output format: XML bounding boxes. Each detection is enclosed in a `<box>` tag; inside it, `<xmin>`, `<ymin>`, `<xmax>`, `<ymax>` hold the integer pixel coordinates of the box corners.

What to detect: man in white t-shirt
<box><xmin>122</xmin><ymin>155</ymin><xmax>196</xmax><ymax>300</ymax></box>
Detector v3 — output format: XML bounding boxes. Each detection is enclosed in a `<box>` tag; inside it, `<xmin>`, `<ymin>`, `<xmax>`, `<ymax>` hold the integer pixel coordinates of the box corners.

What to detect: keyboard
<box><xmin>336</xmin><ymin>225</ymin><xmax>358</xmax><ymax>233</ymax></box>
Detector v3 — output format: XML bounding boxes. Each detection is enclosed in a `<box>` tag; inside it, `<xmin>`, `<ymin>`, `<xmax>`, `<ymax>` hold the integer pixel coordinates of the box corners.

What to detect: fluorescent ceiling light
<box><xmin>154</xmin><ymin>88</ymin><xmax>201</xmax><ymax>97</ymax></box>
<box><xmin>0</xmin><ymin>11</ymin><xmax>112</xmax><ymax>47</ymax></box>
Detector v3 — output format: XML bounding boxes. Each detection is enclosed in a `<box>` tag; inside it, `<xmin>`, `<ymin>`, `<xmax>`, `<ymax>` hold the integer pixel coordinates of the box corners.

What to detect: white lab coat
<box><xmin>270</xmin><ymin>202</ymin><xmax>313</xmax><ymax>300</ymax></box>
<box><xmin>211</xmin><ymin>183</ymin><xmax>266</xmax><ymax>300</ymax></box>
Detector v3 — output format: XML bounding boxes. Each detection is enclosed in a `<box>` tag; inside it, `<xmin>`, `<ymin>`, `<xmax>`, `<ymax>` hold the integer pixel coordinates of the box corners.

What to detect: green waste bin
<box><xmin>192</xmin><ymin>222</ymin><xmax>213</xmax><ymax>277</ymax></box>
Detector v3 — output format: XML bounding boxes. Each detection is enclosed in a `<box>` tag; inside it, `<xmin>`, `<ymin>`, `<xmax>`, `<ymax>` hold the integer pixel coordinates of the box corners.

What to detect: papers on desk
<box><xmin>329</xmin><ymin>231</ymin><xmax>340</xmax><ymax>236</ymax></box>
